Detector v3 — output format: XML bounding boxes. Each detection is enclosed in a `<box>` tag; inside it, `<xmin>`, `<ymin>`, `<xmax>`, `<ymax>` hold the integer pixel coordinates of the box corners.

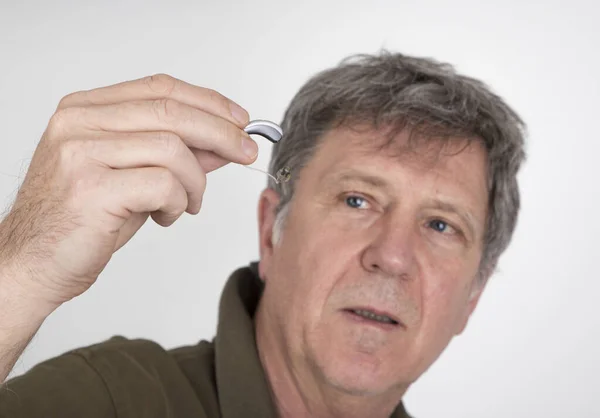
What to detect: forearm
<box><xmin>0</xmin><ymin>267</ymin><xmax>54</xmax><ymax>383</ymax></box>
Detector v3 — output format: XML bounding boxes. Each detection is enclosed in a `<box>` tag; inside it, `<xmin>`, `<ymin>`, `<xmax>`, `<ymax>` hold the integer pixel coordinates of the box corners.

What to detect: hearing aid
<box><xmin>241</xmin><ymin>119</ymin><xmax>290</xmax><ymax>183</ymax></box>
<box><xmin>244</xmin><ymin>119</ymin><xmax>283</xmax><ymax>143</ymax></box>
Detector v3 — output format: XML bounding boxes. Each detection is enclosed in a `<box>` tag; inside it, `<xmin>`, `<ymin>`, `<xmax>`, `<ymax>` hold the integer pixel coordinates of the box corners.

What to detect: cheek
<box><xmin>421</xmin><ymin>239</ymin><xmax>480</xmax><ymax>305</ymax></box>
<box><xmin>268</xmin><ymin>228</ymin><xmax>331</xmax><ymax>320</ymax></box>
<box><xmin>283</xmin><ymin>205</ymin><xmax>364</xmax><ymax>273</ymax></box>
<box><xmin>420</xmin><ymin>268</ymin><xmax>476</xmax><ymax>341</ymax></box>
<box><xmin>272</xmin><ymin>216</ymin><xmax>361</xmax><ymax>327</ymax></box>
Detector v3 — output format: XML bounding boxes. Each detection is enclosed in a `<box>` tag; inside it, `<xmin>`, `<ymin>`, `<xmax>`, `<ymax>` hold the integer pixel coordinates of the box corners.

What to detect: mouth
<box><xmin>343</xmin><ymin>307</ymin><xmax>401</xmax><ymax>327</ymax></box>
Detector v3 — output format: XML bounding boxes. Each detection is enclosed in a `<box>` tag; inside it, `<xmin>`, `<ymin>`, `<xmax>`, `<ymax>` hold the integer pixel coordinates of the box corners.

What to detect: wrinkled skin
<box><xmin>255</xmin><ymin>126</ymin><xmax>489</xmax><ymax>417</ymax></box>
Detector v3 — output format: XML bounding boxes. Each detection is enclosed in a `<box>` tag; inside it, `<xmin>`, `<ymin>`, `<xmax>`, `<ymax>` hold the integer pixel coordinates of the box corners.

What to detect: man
<box><xmin>0</xmin><ymin>51</ymin><xmax>526</xmax><ymax>417</ymax></box>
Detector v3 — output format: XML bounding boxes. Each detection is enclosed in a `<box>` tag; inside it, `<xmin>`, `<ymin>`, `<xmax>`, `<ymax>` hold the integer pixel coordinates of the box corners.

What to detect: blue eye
<box><xmin>429</xmin><ymin>219</ymin><xmax>449</xmax><ymax>233</ymax></box>
<box><xmin>345</xmin><ymin>195</ymin><xmax>366</xmax><ymax>209</ymax></box>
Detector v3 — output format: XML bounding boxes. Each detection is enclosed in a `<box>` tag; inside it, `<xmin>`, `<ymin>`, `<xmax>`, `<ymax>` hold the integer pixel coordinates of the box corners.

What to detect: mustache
<box><xmin>329</xmin><ymin>278</ymin><xmax>420</xmax><ymax>326</ymax></box>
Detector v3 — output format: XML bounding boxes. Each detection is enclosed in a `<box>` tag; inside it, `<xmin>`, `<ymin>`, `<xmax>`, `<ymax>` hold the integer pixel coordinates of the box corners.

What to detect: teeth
<box><xmin>352</xmin><ymin>309</ymin><xmax>395</xmax><ymax>324</ymax></box>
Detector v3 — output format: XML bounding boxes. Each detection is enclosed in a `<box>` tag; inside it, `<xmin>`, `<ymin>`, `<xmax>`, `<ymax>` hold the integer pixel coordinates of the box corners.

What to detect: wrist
<box><xmin>0</xmin><ymin>263</ymin><xmax>55</xmax><ymax>383</ymax></box>
<box><xmin>0</xmin><ymin>263</ymin><xmax>58</xmax><ymax>327</ymax></box>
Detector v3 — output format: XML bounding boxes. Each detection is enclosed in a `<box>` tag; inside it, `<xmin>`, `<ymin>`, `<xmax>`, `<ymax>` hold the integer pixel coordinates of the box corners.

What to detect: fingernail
<box><xmin>242</xmin><ymin>136</ymin><xmax>258</xmax><ymax>159</ymax></box>
<box><xmin>230</xmin><ymin>102</ymin><xmax>249</xmax><ymax>126</ymax></box>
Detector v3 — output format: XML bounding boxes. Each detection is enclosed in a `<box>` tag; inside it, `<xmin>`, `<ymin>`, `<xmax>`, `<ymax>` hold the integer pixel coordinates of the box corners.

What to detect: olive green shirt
<box><xmin>0</xmin><ymin>262</ymin><xmax>411</xmax><ymax>417</ymax></box>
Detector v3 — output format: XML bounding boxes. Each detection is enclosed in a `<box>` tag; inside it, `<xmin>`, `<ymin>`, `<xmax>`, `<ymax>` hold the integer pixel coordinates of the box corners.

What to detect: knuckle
<box><xmin>56</xmin><ymin>138</ymin><xmax>88</xmax><ymax>167</ymax></box>
<box><xmin>145</xmin><ymin>73</ymin><xmax>178</xmax><ymax>96</ymax></box>
<box><xmin>70</xmin><ymin>171</ymin><xmax>98</xmax><ymax>205</ymax></box>
<box><xmin>155</xmin><ymin>131</ymin><xmax>183</xmax><ymax>159</ymax></box>
<box><xmin>56</xmin><ymin>92</ymin><xmax>81</xmax><ymax>110</ymax></box>
<box><xmin>65</xmin><ymin>159</ymin><xmax>104</xmax><ymax>210</ymax></box>
<box><xmin>218</xmin><ymin>121</ymin><xmax>241</xmax><ymax>148</ymax></box>
<box><xmin>151</xmin><ymin>98</ymin><xmax>180</xmax><ymax>124</ymax></box>
<box><xmin>175</xmin><ymin>196</ymin><xmax>187</xmax><ymax>214</ymax></box>
<box><xmin>47</xmin><ymin>107</ymin><xmax>83</xmax><ymax>138</ymax></box>
<box><xmin>57</xmin><ymin>139</ymin><xmax>77</xmax><ymax>162</ymax></box>
<box><xmin>204</xmin><ymin>88</ymin><xmax>230</xmax><ymax>112</ymax></box>
<box><xmin>156</xmin><ymin>173</ymin><xmax>187</xmax><ymax>218</ymax></box>
<box><xmin>156</xmin><ymin>168</ymin><xmax>179</xmax><ymax>195</ymax></box>
<box><xmin>171</xmin><ymin>186</ymin><xmax>188</xmax><ymax>211</ymax></box>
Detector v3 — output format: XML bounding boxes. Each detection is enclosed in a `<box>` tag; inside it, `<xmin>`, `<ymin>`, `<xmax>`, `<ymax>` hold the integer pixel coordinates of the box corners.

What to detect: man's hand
<box><xmin>0</xmin><ymin>74</ymin><xmax>258</xmax><ymax>381</ymax></box>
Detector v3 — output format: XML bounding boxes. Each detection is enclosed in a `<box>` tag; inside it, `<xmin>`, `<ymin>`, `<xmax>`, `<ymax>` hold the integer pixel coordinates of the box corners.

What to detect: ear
<box><xmin>257</xmin><ymin>188</ymin><xmax>280</xmax><ymax>281</ymax></box>
<box><xmin>455</xmin><ymin>280</ymin><xmax>487</xmax><ymax>335</ymax></box>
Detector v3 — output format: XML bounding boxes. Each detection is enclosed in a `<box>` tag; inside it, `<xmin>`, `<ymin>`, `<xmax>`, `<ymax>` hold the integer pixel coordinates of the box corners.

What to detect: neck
<box><xmin>254</xmin><ymin>302</ymin><xmax>405</xmax><ymax>418</ymax></box>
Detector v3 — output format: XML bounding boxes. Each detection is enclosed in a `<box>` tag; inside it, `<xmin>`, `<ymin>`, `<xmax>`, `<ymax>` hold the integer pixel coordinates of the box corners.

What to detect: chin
<box><xmin>308</xmin><ymin>336</ymin><xmax>402</xmax><ymax>396</ymax></box>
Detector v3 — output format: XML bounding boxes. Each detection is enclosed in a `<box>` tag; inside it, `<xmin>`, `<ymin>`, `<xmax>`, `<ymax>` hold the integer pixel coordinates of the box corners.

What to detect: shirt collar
<box><xmin>214</xmin><ymin>261</ymin><xmax>278</xmax><ymax>418</ymax></box>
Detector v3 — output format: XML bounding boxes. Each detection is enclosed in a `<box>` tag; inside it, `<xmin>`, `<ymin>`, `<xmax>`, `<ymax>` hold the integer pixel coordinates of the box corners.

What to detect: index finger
<box><xmin>57</xmin><ymin>74</ymin><xmax>250</xmax><ymax>128</ymax></box>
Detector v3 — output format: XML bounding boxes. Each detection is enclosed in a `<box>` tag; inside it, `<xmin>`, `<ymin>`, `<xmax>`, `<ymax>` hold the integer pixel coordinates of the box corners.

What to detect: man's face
<box><xmin>257</xmin><ymin>126</ymin><xmax>489</xmax><ymax>396</ymax></box>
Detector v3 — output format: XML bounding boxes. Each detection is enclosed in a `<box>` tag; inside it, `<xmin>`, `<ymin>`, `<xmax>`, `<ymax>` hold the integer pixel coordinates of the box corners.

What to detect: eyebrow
<box><xmin>326</xmin><ymin>171</ymin><xmax>390</xmax><ymax>190</ymax></box>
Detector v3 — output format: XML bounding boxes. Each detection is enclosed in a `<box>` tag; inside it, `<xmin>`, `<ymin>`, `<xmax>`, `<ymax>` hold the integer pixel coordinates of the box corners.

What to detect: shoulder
<box><xmin>69</xmin><ymin>334</ymin><xmax>167</xmax><ymax>359</ymax></box>
<box><xmin>63</xmin><ymin>335</ymin><xmax>176</xmax><ymax>387</ymax></box>
<box><xmin>70</xmin><ymin>334</ymin><xmax>217</xmax><ymax>388</ymax></box>
<box><xmin>69</xmin><ymin>336</ymin><xmax>219</xmax><ymax>417</ymax></box>
<box><xmin>68</xmin><ymin>335</ymin><xmax>215</xmax><ymax>374</ymax></box>
<box><xmin>1</xmin><ymin>336</ymin><xmax>174</xmax><ymax>418</ymax></box>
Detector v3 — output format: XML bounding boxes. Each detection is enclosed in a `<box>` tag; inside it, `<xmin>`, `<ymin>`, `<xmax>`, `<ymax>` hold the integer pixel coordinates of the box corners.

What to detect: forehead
<box><xmin>306</xmin><ymin>124</ymin><xmax>485</xmax><ymax>172</ymax></box>
<box><xmin>299</xmin><ymin>125</ymin><xmax>489</xmax><ymax>213</ymax></box>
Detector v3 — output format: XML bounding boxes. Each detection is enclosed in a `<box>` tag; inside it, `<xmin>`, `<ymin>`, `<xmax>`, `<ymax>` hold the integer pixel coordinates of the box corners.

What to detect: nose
<box><xmin>360</xmin><ymin>215</ymin><xmax>418</xmax><ymax>280</ymax></box>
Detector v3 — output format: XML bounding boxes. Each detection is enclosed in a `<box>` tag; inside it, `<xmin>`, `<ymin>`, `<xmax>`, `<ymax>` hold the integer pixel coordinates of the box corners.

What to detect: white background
<box><xmin>1</xmin><ymin>1</ymin><xmax>599</xmax><ymax>417</ymax></box>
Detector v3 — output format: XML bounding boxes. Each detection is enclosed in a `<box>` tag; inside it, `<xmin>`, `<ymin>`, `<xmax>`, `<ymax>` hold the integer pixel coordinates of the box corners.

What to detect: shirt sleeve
<box><xmin>0</xmin><ymin>351</ymin><xmax>116</xmax><ymax>418</ymax></box>
<box><xmin>0</xmin><ymin>336</ymin><xmax>212</xmax><ymax>418</ymax></box>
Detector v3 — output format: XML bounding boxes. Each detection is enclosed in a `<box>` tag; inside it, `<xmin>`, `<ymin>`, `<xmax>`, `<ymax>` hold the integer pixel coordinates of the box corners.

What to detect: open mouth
<box><xmin>344</xmin><ymin>308</ymin><xmax>399</xmax><ymax>325</ymax></box>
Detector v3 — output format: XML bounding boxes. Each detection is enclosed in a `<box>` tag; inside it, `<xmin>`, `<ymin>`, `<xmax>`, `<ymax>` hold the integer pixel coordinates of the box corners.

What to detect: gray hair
<box><xmin>268</xmin><ymin>50</ymin><xmax>526</xmax><ymax>283</ymax></box>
